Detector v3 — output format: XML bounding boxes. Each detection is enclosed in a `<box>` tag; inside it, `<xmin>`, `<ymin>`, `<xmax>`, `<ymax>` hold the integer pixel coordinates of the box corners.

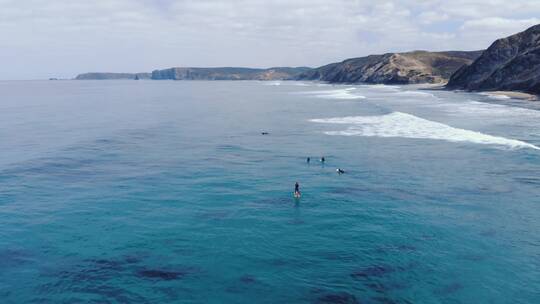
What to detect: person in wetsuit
<box><xmin>294</xmin><ymin>182</ymin><xmax>300</xmax><ymax>197</ymax></box>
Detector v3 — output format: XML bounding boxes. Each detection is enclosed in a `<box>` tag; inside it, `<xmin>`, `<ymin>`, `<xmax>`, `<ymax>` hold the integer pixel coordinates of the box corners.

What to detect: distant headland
<box><xmin>74</xmin><ymin>24</ymin><xmax>540</xmax><ymax>96</ymax></box>
<box><xmin>75</xmin><ymin>67</ymin><xmax>310</xmax><ymax>81</ymax></box>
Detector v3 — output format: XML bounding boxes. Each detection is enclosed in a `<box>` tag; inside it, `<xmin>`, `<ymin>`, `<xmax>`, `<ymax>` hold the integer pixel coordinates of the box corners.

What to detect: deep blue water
<box><xmin>1</xmin><ymin>80</ymin><xmax>539</xmax><ymax>303</ymax></box>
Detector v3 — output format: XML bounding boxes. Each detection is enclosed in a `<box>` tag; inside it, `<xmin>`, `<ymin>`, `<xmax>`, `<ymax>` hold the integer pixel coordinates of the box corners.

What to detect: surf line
<box><xmin>310</xmin><ymin>112</ymin><xmax>540</xmax><ymax>150</ymax></box>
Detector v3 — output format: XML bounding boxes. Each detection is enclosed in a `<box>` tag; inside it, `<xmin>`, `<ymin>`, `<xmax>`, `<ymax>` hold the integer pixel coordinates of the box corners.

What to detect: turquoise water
<box><xmin>1</xmin><ymin>80</ymin><xmax>539</xmax><ymax>303</ymax></box>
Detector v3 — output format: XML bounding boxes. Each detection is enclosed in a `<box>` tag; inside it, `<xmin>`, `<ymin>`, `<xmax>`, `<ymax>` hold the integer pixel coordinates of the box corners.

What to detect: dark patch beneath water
<box><xmin>351</xmin><ymin>265</ymin><xmax>401</xmax><ymax>279</ymax></box>
<box><xmin>366</xmin><ymin>282</ymin><xmax>392</xmax><ymax>294</ymax></box>
<box><xmin>319</xmin><ymin>251</ymin><xmax>358</xmax><ymax>262</ymax></box>
<box><xmin>268</xmin><ymin>258</ymin><xmax>288</xmax><ymax>266</ymax></box>
<box><xmin>70</xmin><ymin>285</ymin><xmax>148</xmax><ymax>303</ymax></box>
<box><xmin>40</xmin><ymin>253</ymin><xmax>198</xmax><ymax>295</ymax></box>
<box><xmin>435</xmin><ymin>283</ymin><xmax>463</xmax><ymax>295</ymax></box>
<box><xmin>224</xmin><ymin>276</ymin><xmax>260</xmax><ymax>294</ymax></box>
<box><xmin>0</xmin><ymin>248</ymin><xmax>33</xmax><ymax>268</ymax></box>
<box><xmin>39</xmin><ymin>263</ymin><xmax>147</xmax><ymax>303</ymax></box>
<box><xmin>366</xmin><ymin>281</ymin><xmax>409</xmax><ymax>294</ymax></box>
<box><xmin>239</xmin><ymin>275</ymin><xmax>257</xmax><ymax>284</ymax></box>
<box><xmin>136</xmin><ymin>269</ymin><xmax>187</xmax><ymax>280</ymax></box>
<box><xmin>314</xmin><ymin>292</ymin><xmax>359</xmax><ymax>304</ymax></box>
<box><xmin>371</xmin><ymin>296</ymin><xmax>413</xmax><ymax>304</ymax></box>
<box><xmin>136</xmin><ymin>264</ymin><xmax>200</xmax><ymax>281</ymax></box>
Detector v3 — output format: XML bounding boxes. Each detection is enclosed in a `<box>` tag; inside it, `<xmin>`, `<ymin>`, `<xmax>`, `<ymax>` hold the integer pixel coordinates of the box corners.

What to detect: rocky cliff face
<box><xmin>447</xmin><ymin>24</ymin><xmax>540</xmax><ymax>94</ymax></box>
<box><xmin>151</xmin><ymin>67</ymin><xmax>311</xmax><ymax>80</ymax></box>
<box><xmin>296</xmin><ymin>51</ymin><xmax>482</xmax><ymax>84</ymax></box>
<box><xmin>75</xmin><ymin>73</ymin><xmax>151</xmax><ymax>80</ymax></box>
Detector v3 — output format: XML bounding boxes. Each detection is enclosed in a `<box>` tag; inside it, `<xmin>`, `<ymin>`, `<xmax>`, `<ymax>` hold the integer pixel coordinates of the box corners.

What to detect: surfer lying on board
<box><xmin>294</xmin><ymin>182</ymin><xmax>301</xmax><ymax>198</ymax></box>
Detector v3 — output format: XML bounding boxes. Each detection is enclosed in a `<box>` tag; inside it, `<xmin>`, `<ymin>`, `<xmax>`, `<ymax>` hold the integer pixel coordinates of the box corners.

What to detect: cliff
<box><xmin>150</xmin><ymin>67</ymin><xmax>311</xmax><ymax>80</ymax></box>
<box><xmin>447</xmin><ymin>24</ymin><xmax>540</xmax><ymax>95</ymax></box>
<box><xmin>296</xmin><ymin>50</ymin><xmax>482</xmax><ymax>84</ymax></box>
<box><xmin>75</xmin><ymin>73</ymin><xmax>151</xmax><ymax>80</ymax></box>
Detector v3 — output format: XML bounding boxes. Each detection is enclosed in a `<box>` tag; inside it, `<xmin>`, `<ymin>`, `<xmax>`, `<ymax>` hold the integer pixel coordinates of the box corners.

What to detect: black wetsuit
<box><xmin>295</xmin><ymin>183</ymin><xmax>300</xmax><ymax>194</ymax></box>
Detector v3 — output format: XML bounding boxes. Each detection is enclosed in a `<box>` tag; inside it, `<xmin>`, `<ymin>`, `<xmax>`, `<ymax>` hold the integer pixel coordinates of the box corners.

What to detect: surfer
<box><xmin>294</xmin><ymin>182</ymin><xmax>301</xmax><ymax>197</ymax></box>
<box><xmin>307</xmin><ymin>157</ymin><xmax>310</xmax><ymax>163</ymax></box>
<box><xmin>320</xmin><ymin>156</ymin><xmax>325</xmax><ymax>163</ymax></box>
<box><xmin>336</xmin><ymin>168</ymin><xmax>345</xmax><ymax>174</ymax></box>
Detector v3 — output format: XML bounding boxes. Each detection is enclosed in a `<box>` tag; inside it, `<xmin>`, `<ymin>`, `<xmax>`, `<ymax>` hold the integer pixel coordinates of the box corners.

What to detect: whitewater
<box><xmin>311</xmin><ymin>112</ymin><xmax>540</xmax><ymax>150</ymax></box>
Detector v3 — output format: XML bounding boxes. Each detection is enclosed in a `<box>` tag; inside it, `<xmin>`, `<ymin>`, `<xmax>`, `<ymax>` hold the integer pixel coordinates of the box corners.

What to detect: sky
<box><xmin>1</xmin><ymin>0</ymin><xmax>540</xmax><ymax>79</ymax></box>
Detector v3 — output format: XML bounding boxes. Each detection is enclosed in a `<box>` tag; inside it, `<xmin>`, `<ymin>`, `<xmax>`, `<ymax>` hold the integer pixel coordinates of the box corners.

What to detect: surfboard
<box><xmin>294</xmin><ymin>192</ymin><xmax>301</xmax><ymax>198</ymax></box>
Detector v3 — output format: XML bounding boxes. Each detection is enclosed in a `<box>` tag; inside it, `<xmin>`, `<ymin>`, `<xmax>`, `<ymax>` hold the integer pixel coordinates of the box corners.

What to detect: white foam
<box><xmin>265</xmin><ymin>81</ymin><xmax>316</xmax><ymax>87</ymax></box>
<box><xmin>310</xmin><ymin>112</ymin><xmax>540</xmax><ymax>150</ymax></box>
<box><xmin>362</xmin><ymin>84</ymin><xmax>401</xmax><ymax>91</ymax></box>
<box><xmin>302</xmin><ymin>88</ymin><xmax>366</xmax><ymax>100</ymax></box>
<box><xmin>292</xmin><ymin>82</ymin><xmax>311</xmax><ymax>86</ymax></box>
<box><xmin>479</xmin><ymin>92</ymin><xmax>511</xmax><ymax>100</ymax></box>
<box><xmin>432</xmin><ymin>99</ymin><xmax>540</xmax><ymax>119</ymax></box>
<box><xmin>394</xmin><ymin>90</ymin><xmax>436</xmax><ymax>98</ymax></box>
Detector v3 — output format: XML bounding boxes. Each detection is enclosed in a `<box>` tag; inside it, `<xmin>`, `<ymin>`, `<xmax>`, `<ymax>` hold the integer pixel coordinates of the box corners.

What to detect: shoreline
<box><xmin>481</xmin><ymin>91</ymin><xmax>538</xmax><ymax>101</ymax></box>
<box><xmin>416</xmin><ymin>83</ymin><xmax>538</xmax><ymax>101</ymax></box>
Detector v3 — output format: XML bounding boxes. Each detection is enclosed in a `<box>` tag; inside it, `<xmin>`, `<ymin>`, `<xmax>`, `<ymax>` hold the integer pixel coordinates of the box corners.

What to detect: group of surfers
<box><xmin>294</xmin><ymin>156</ymin><xmax>345</xmax><ymax>198</ymax></box>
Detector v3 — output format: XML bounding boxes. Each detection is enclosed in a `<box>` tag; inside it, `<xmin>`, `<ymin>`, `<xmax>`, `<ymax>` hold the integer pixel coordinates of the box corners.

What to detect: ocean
<box><xmin>1</xmin><ymin>80</ymin><xmax>539</xmax><ymax>303</ymax></box>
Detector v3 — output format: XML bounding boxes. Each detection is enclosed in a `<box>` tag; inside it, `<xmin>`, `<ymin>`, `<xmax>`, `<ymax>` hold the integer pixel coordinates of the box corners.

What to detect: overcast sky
<box><xmin>1</xmin><ymin>0</ymin><xmax>540</xmax><ymax>79</ymax></box>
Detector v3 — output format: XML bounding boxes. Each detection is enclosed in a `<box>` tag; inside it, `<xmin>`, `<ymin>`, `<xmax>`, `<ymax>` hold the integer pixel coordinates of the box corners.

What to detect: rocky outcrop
<box><xmin>75</xmin><ymin>72</ymin><xmax>151</xmax><ymax>80</ymax></box>
<box><xmin>447</xmin><ymin>24</ymin><xmax>540</xmax><ymax>95</ymax></box>
<box><xmin>296</xmin><ymin>50</ymin><xmax>482</xmax><ymax>84</ymax></box>
<box><xmin>151</xmin><ymin>67</ymin><xmax>310</xmax><ymax>80</ymax></box>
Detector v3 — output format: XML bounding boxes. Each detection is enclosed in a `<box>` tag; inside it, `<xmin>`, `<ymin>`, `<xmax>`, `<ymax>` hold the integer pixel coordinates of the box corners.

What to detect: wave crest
<box><xmin>310</xmin><ymin>112</ymin><xmax>540</xmax><ymax>150</ymax></box>
<box><xmin>302</xmin><ymin>88</ymin><xmax>366</xmax><ymax>100</ymax></box>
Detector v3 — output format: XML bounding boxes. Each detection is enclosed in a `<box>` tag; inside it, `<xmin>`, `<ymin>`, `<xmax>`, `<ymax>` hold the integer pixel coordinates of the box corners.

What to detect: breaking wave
<box><xmin>393</xmin><ymin>90</ymin><xmax>436</xmax><ymax>98</ymax></box>
<box><xmin>303</xmin><ymin>88</ymin><xmax>366</xmax><ymax>100</ymax></box>
<box><xmin>479</xmin><ymin>92</ymin><xmax>511</xmax><ymax>100</ymax></box>
<box><xmin>362</xmin><ymin>84</ymin><xmax>401</xmax><ymax>91</ymax></box>
<box><xmin>434</xmin><ymin>100</ymin><xmax>540</xmax><ymax>119</ymax></box>
<box><xmin>310</xmin><ymin>112</ymin><xmax>540</xmax><ymax>150</ymax></box>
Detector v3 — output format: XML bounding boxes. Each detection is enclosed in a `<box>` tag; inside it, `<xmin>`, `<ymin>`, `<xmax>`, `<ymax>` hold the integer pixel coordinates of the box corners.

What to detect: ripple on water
<box><xmin>314</xmin><ymin>292</ymin><xmax>359</xmax><ymax>304</ymax></box>
<box><xmin>38</xmin><ymin>254</ymin><xmax>199</xmax><ymax>302</ymax></box>
<box><xmin>435</xmin><ymin>282</ymin><xmax>464</xmax><ymax>295</ymax></box>
<box><xmin>350</xmin><ymin>265</ymin><xmax>401</xmax><ymax>279</ymax></box>
<box><xmin>0</xmin><ymin>248</ymin><xmax>33</xmax><ymax>268</ymax></box>
<box><xmin>136</xmin><ymin>269</ymin><xmax>188</xmax><ymax>281</ymax></box>
<box><xmin>366</xmin><ymin>281</ymin><xmax>409</xmax><ymax>294</ymax></box>
<box><xmin>239</xmin><ymin>274</ymin><xmax>257</xmax><ymax>284</ymax></box>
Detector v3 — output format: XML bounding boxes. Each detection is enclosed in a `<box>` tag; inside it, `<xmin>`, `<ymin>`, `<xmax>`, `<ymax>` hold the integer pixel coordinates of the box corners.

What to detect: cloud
<box><xmin>418</xmin><ymin>11</ymin><xmax>449</xmax><ymax>24</ymax></box>
<box><xmin>461</xmin><ymin>17</ymin><xmax>540</xmax><ymax>32</ymax></box>
<box><xmin>0</xmin><ymin>0</ymin><xmax>539</xmax><ymax>79</ymax></box>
